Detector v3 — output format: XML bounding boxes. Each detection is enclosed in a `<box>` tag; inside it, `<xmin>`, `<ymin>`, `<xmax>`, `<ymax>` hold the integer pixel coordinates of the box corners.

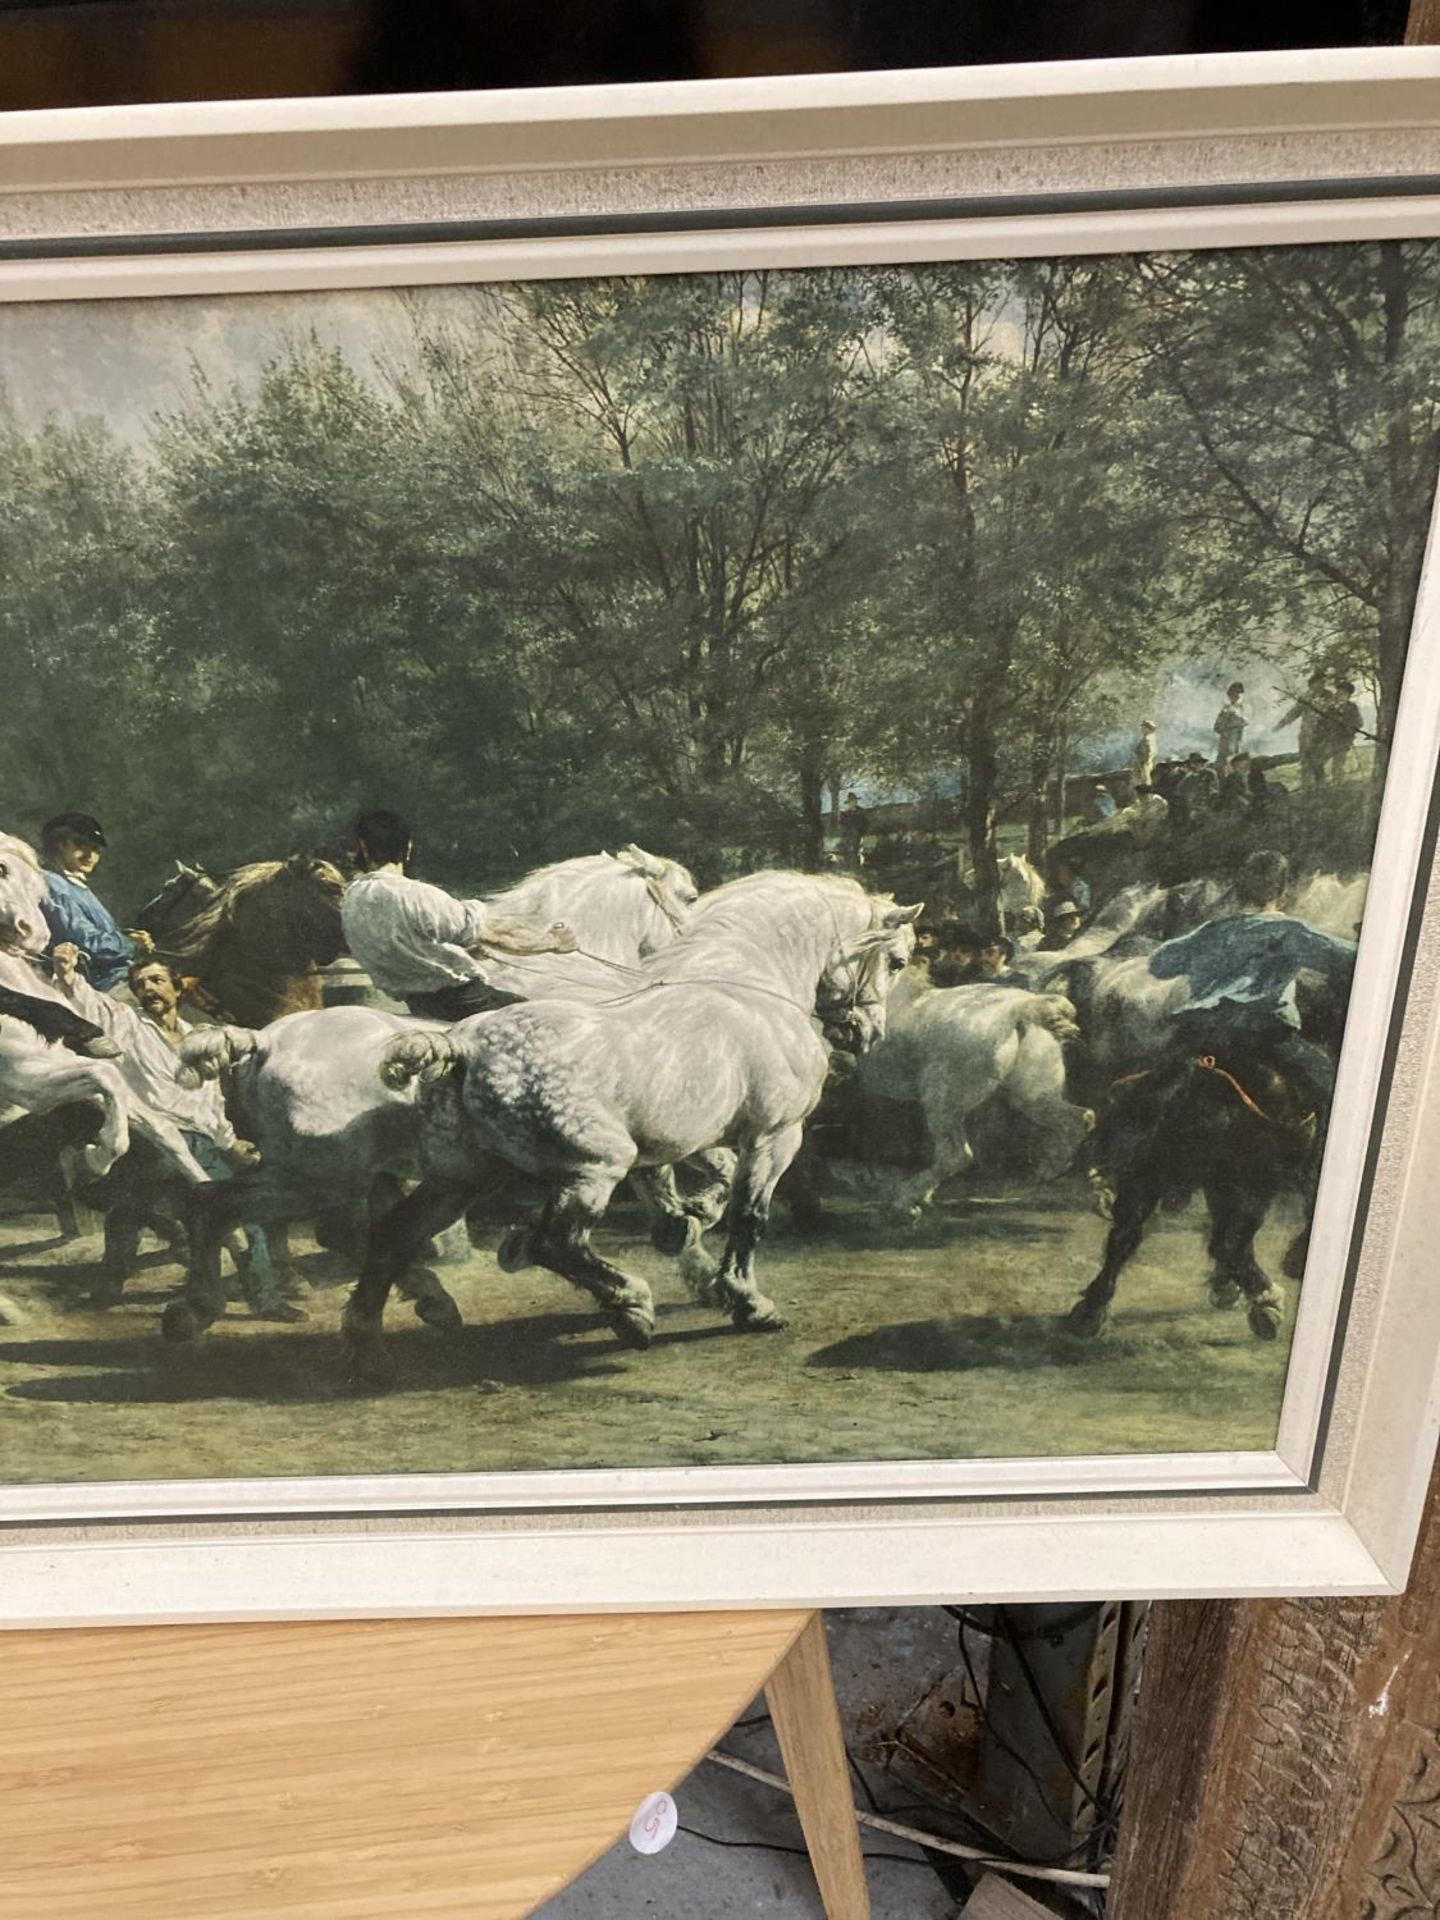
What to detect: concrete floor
<box><xmin>543</xmin><ymin>1610</ymin><xmax>967</xmax><ymax>1919</ymax></box>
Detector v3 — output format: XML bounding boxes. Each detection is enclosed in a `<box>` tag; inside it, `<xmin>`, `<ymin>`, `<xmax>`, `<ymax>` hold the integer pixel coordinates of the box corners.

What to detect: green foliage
<box><xmin>2</xmin><ymin>244</ymin><xmax>1436</xmax><ymax>913</ymax></box>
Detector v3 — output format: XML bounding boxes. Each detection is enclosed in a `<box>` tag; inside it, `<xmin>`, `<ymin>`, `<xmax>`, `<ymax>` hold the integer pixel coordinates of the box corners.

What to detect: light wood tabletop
<box><xmin>0</xmin><ymin>1607</ymin><xmax>869</xmax><ymax>1919</ymax></box>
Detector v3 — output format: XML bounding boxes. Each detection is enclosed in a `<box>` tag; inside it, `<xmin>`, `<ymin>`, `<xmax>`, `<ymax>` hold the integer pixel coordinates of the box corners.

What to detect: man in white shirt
<box><xmin>341</xmin><ymin>810</ymin><xmax>577</xmax><ymax>1021</ymax></box>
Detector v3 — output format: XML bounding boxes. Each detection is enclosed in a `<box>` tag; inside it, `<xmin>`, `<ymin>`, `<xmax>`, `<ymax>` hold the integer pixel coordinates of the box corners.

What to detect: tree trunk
<box><xmin>1052</xmin><ymin>720</ymin><xmax>1069</xmax><ymax>836</ymax></box>
<box><xmin>1026</xmin><ymin>738</ymin><xmax>1050</xmax><ymax>867</ymax></box>
<box><xmin>966</xmin><ymin>707</ymin><xmax>1001</xmax><ymax>928</ymax></box>
<box><xmin>798</xmin><ymin>751</ymin><xmax>826</xmax><ymax>872</ymax></box>
<box><xmin>1109</xmin><ymin>1450</ymin><xmax>1440</xmax><ymax>1920</ymax></box>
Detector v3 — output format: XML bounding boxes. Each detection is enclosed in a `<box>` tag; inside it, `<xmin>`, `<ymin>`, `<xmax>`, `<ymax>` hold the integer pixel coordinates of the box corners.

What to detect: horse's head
<box><xmin>137</xmin><ymin>860</ymin><xmax>221</xmax><ymax>940</ymax></box>
<box><xmin>276</xmin><ymin>854</ymin><xmax>348</xmax><ymax>965</ymax></box>
<box><xmin>818</xmin><ymin>898</ymin><xmax>923</xmax><ymax>1054</ymax></box>
<box><xmin>614</xmin><ymin>843</ymin><xmax>701</xmax><ymax>953</ymax></box>
<box><xmin>0</xmin><ymin>834</ymin><xmax>48</xmax><ymax>957</ymax></box>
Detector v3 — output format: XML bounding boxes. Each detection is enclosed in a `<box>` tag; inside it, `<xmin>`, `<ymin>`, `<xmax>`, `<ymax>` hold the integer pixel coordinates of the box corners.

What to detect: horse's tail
<box><xmin>380</xmin><ymin>1031</ymin><xmax>460</xmax><ymax>1091</ymax></box>
<box><xmin>1017</xmin><ymin>993</ymin><xmax>1081</xmax><ymax>1043</ymax></box>
<box><xmin>176</xmin><ymin>1025</ymin><xmax>259</xmax><ymax>1088</ymax></box>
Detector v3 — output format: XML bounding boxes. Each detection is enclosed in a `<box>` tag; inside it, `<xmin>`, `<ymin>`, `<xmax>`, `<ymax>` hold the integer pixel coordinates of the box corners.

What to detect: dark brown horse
<box><xmin>1068</xmin><ymin>1048</ymin><xmax>1317</xmax><ymax>1340</ymax></box>
<box><xmin>141</xmin><ymin>855</ymin><xmax>346</xmax><ymax>1026</ymax></box>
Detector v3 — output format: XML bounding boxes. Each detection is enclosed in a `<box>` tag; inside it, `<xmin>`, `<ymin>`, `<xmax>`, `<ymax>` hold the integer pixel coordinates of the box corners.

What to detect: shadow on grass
<box><xmin>1</xmin><ymin>1306</ymin><xmax>638</xmax><ymax>1406</ymax></box>
<box><xmin>808</xmin><ymin>1306</ymin><xmax>1234</xmax><ymax>1375</ymax></box>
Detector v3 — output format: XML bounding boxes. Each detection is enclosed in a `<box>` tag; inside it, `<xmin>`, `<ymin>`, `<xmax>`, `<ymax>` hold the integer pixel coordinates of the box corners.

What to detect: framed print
<box><xmin>2</xmin><ymin>47</ymin><xmax>1440</xmax><ymax>1626</ymax></box>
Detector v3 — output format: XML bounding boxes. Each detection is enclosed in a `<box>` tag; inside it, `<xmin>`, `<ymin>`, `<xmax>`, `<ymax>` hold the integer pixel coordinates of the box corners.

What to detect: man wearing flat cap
<box><xmin>39</xmin><ymin>812</ymin><xmax>151</xmax><ymax>994</ymax></box>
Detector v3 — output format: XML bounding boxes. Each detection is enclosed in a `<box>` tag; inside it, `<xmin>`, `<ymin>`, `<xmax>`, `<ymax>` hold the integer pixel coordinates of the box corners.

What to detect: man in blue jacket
<box><xmin>39</xmin><ymin>812</ymin><xmax>150</xmax><ymax>993</ymax></box>
<box><xmin>1148</xmin><ymin>848</ymin><xmax>1356</xmax><ymax>1129</ymax></box>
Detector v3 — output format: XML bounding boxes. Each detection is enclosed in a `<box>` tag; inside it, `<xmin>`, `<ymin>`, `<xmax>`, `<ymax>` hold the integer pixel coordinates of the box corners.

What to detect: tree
<box><xmin>1133</xmin><ymin>240</ymin><xmax>1440</xmax><ymax>795</ymax></box>
<box><xmin>408</xmin><ymin>271</ymin><xmax>891</xmax><ymax>872</ymax></box>
<box><xmin>873</xmin><ymin>258</ymin><xmax>1178</xmax><ymax>903</ymax></box>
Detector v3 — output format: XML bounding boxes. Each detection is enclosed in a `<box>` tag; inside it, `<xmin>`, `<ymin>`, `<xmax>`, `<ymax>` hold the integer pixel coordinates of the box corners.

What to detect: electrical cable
<box><xmin>677</xmin><ymin>1823</ymin><xmax>939</xmax><ymax>1870</ymax></box>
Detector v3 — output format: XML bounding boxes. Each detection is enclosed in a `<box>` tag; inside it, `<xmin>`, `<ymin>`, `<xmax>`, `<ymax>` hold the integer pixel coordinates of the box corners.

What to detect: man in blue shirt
<box><xmin>1148</xmin><ymin>848</ymin><xmax>1356</xmax><ymax>1124</ymax></box>
<box><xmin>39</xmin><ymin>812</ymin><xmax>150</xmax><ymax>993</ymax></box>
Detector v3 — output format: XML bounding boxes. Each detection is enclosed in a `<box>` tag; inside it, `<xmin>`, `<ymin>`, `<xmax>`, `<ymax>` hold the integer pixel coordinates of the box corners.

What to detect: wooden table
<box><xmin>0</xmin><ymin>1608</ymin><xmax>870</xmax><ymax>1918</ymax></box>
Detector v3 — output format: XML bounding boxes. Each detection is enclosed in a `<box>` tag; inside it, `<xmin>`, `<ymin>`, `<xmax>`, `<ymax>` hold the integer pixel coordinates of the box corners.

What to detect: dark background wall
<box><xmin>0</xmin><ymin>0</ymin><xmax>1414</xmax><ymax>112</ymax></box>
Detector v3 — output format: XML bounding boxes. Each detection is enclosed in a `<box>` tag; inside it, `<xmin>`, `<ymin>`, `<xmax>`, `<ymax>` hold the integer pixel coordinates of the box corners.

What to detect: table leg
<box><xmin>765</xmin><ymin>1611</ymin><xmax>872</xmax><ymax>1920</ymax></box>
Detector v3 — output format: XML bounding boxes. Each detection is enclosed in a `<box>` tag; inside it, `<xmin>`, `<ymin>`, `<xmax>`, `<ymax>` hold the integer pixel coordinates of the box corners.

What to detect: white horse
<box><xmin>342</xmin><ymin>872</ymin><xmax>920</xmax><ymax>1383</ymax></box>
<box><xmin>0</xmin><ymin>836</ymin><xmax>132</xmax><ymax>1182</ymax></box>
<box><xmin>163</xmin><ymin>846</ymin><xmax>704</xmax><ymax>1340</ymax></box>
<box><xmin>0</xmin><ymin>835</ymin><xmax>215</xmax><ymax>1196</ymax></box>
<box><xmin>997</xmin><ymin>852</ymin><xmax>1047</xmax><ymax>930</ymax></box>
<box><xmin>1291</xmin><ymin>871</ymin><xmax>1368</xmax><ymax>939</ymax></box>
<box><xmin>859</xmin><ymin>971</ymin><xmax>1093</xmax><ymax>1214</ymax></box>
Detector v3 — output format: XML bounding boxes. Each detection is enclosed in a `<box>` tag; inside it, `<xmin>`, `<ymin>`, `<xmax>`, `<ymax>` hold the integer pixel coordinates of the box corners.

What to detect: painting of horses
<box><xmin>1</xmin><ymin>236</ymin><xmax>1436</xmax><ymax>1495</ymax></box>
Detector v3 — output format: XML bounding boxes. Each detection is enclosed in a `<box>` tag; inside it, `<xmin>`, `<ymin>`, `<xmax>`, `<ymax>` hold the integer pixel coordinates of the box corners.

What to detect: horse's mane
<box><xmin>0</xmin><ymin>834</ymin><xmax>41</xmax><ymax>873</ymax></box>
<box><xmin>167</xmin><ymin>857</ymin><xmax>342</xmax><ymax>954</ymax></box>
<box><xmin>485</xmin><ymin>852</ymin><xmax>625</xmax><ymax>908</ymax></box>
<box><xmin>486</xmin><ymin>848</ymin><xmax>692</xmax><ymax>911</ymax></box>
<box><xmin>681</xmin><ymin>869</ymin><xmax>871</xmax><ymax>943</ymax></box>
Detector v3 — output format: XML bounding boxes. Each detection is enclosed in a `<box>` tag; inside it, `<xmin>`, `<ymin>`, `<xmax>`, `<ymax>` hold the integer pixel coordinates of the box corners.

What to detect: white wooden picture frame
<box><xmin>2</xmin><ymin>46</ymin><xmax>1440</xmax><ymax>1626</ymax></box>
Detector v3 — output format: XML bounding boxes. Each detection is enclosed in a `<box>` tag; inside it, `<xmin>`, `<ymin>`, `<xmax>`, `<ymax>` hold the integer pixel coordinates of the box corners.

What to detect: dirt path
<box><xmin>0</xmin><ymin>1179</ymin><xmax>1296</xmax><ymax>1487</ymax></box>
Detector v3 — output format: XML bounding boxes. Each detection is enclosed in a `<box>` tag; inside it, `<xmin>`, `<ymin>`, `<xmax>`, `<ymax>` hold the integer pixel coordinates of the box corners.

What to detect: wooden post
<box><xmin>1406</xmin><ymin>0</ymin><xmax>1440</xmax><ymax>43</ymax></box>
<box><xmin>1109</xmin><ymin>1453</ymin><xmax>1440</xmax><ymax>1919</ymax></box>
<box><xmin>767</xmin><ymin>1611</ymin><xmax>872</xmax><ymax>1920</ymax></box>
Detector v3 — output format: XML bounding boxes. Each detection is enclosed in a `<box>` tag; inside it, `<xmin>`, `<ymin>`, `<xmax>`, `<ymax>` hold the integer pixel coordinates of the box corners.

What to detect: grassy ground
<box><xmin>0</xmin><ymin>1175</ymin><xmax>1297</xmax><ymax>1486</ymax></box>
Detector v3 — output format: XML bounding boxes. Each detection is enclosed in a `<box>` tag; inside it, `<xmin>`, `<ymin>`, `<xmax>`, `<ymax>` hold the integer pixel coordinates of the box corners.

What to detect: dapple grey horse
<box><xmin>346</xmin><ymin>872</ymin><xmax>921</xmax><ymax>1384</ymax></box>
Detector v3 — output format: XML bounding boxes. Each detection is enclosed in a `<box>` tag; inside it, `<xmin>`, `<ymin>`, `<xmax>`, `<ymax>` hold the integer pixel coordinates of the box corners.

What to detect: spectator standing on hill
<box><xmin>1213</xmin><ymin>681</ymin><xmax>1247</xmax><ymax>776</ymax></box>
<box><xmin>1131</xmin><ymin>719</ymin><xmax>1158</xmax><ymax>792</ymax></box>
<box><xmin>1277</xmin><ymin>672</ymin><xmax>1333</xmax><ymax>789</ymax></box>
<box><xmin>839</xmin><ymin>791</ymin><xmax>867</xmax><ymax>868</ymax></box>
<box><xmin>1327</xmin><ymin>680</ymin><xmax>1362</xmax><ymax>783</ymax></box>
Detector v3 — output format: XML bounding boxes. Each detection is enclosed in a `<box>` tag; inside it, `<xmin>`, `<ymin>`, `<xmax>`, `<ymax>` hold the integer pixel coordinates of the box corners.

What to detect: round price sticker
<box><xmin>628</xmin><ymin>1790</ymin><xmax>678</xmax><ymax>1856</ymax></box>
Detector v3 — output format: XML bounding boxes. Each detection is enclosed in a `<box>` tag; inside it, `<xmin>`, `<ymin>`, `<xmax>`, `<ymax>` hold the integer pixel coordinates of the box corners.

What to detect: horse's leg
<box><xmin>701</xmin><ymin>1122</ymin><xmax>806</xmax><ymax>1333</ymax></box>
<box><xmin>631</xmin><ymin>1165</ymin><xmax>697</xmax><ymax>1258</ymax></box>
<box><xmin>1205</xmin><ymin>1180</ymin><xmax>1285</xmax><ymax>1341</ymax></box>
<box><xmin>2</xmin><ymin>1047</ymin><xmax>130</xmax><ymax>1178</ymax></box>
<box><xmin>1204</xmin><ymin>1196</ymin><xmax>1242</xmax><ymax>1310</ymax></box>
<box><xmin>527</xmin><ymin>1168</ymin><xmax>656</xmax><ymax>1350</ymax></box>
<box><xmin>264</xmin><ymin>1219</ymin><xmax>302</xmax><ymax>1294</ymax></box>
<box><xmin>342</xmin><ymin>1179</ymin><xmax>473</xmax><ymax>1387</ymax></box>
<box><xmin>1065</xmin><ymin>1175</ymin><xmax>1163</xmax><ymax>1337</ymax></box>
<box><xmin>679</xmin><ymin>1149</ymin><xmax>736</xmax><ymax>1231</ymax></box>
<box><xmin>161</xmin><ymin>1179</ymin><xmax>239</xmax><ymax>1341</ymax></box>
<box><xmin>1004</xmin><ymin>1032</ymin><xmax>1096</xmax><ymax>1181</ymax></box>
<box><xmin>91</xmin><ymin>1200</ymin><xmax>144</xmax><ymax>1308</ymax></box>
<box><xmin>890</xmin><ymin>1080</ymin><xmax>981</xmax><ymax>1219</ymax></box>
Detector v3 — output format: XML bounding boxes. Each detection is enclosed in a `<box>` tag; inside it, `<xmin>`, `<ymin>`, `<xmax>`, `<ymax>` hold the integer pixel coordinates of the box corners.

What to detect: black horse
<box><xmin>1067</xmin><ymin>1045</ymin><xmax>1318</xmax><ymax>1341</ymax></box>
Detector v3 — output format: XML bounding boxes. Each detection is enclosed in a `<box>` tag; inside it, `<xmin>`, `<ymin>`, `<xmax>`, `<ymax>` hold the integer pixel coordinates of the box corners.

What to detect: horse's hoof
<box><xmin>1208</xmin><ymin>1280</ymin><xmax>1242</xmax><ymax>1310</ymax></box>
<box><xmin>1248</xmin><ymin>1299</ymin><xmax>1284</xmax><ymax>1341</ymax></box>
<box><xmin>1064</xmin><ymin>1298</ymin><xmax>1109</xmax><ymax>1338</ymax></box>
<box><xmin>678</xmin><ymin>1241</ymin><xmax>719</xmax><ymax>1303</ymax></box>
<box><xmin>650</xmin><ymin>1212</ymin><xmax>694</xmax><ymax>1258</ymax></box>
<box><xmin>609</xmin><ymin>1306</ymin><xmax>655</xmax><ymax>1351</ymax></box>
<box><xmin>496</xmin><ymin>1227</ymin><xmax>533</xmax><ymax>1273</ymax></box>
<box><xmin>161</xmin><ymin>1299</ymin><xmax>204</xmax><ymax>1343</ymax></box>
<box><xmin>1087</xmin><ymin>1177</ymin><xmax>1114</xmax><ymax>1222</ymax></box>
<box><xmin>412</xmin><ymin>1287</ymin><xmax>463</xmax><ymax>1333</ymax></box>
<box><xmin>732</xmin><ymin>1302</ymin><xmax>788</xmax><ymax>1334</ymax></box>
